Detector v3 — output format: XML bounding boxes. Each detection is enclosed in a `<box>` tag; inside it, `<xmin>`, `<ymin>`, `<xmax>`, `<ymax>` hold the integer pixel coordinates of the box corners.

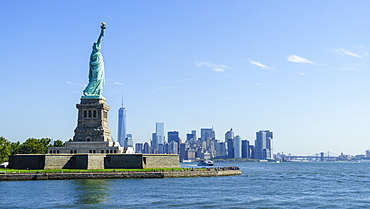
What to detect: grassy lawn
<box><xmin>0</xmin><ymin>167</ymin><xmax>206</xmax><ymax>174</ymax></box>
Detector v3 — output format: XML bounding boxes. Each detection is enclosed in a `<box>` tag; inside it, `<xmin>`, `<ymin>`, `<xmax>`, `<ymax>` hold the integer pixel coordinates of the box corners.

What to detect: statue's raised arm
<box><xmin>82</xmin><ymin>23</ymin><xmax>107</xmax><ymax>99</ymax></box>
<box><xmin>96</xmin><ymin>23</ymin><xmax>106</xmax><ymax>48</ymax></box>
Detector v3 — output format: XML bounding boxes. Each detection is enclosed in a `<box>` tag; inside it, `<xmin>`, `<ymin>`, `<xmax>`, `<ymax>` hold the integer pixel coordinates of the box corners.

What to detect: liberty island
<box><xmin>5</xmin><ymin>23</ymin><xmax>241</xmax><ymax>179</ymax></box>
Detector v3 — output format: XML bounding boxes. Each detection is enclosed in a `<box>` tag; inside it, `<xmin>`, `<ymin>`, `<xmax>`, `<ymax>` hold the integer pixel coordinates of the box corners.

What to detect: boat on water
<box><xmin>197</xmin><ymin>160</ymin><xmax>214</xmax><ymax>166</ymax></box>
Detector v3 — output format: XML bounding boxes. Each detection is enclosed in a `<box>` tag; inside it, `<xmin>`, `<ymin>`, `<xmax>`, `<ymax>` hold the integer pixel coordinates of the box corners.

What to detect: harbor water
<box><xmin>1</xmin><ymin>162</ymin><xmax>370</xmax><ymax>208</ymax></box>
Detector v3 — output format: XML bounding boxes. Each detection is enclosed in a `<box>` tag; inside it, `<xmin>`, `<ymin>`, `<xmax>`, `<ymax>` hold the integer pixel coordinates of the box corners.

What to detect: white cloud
<box><xmin>213</xmin><ymin>68</ymin><xmax>224</xmax><ymax>72</ymax></box>
<box><xmin>288</xmin><ymin>55</ymin><xmax>313</xmax><ymax>64</ymax></box>
<box><xmin>156</xmin><ymin>86</ymin><xmax>174</xmax><ymax>91</ymax></box>
<box><xmin>114</xmin><ymin>82</ymin><xmax>125</xmax><ymax>86</ymax></box>
<box><xmin>249</xmin><ymin>59</ymin><xmax>271</xmax><ymax>70</ymax></box>
<box><xmin>67</xmin><ymin>81</ymin><xmax>85</xmax><ymax>87</ymax></box>
<box><xmin>299</xmin><ymin>72</ymin><xmax>306</xmax><ymax>76</ymax></box>
<box><xmin>195</xmin><ymin>61</ymin><xmax>229</xmax><ymax>72</ymax></box>
<box><xmin>330</xmin><ymin>48</ymin><xmax>362</xmax><ymax>58</ymax></box>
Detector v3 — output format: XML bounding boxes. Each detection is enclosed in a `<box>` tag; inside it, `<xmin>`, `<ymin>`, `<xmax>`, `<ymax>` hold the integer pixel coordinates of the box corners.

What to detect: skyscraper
<box><xmin>225</xmin><ymin>128</ymin><xmax>234</xmax><ymax>142</ymax></box>
<box><xmin>151</xmin><ymin>122</ymin><xmax>165</xmax><ymax>154</ymax></box>
<box><xmin>254</xmin><ymin>130</ymin><xmax>273</xmax><ymax>160</ymax></box>
<box><xmin>200</xmin><ymin>127</ymin><xmax>215</xmax><ymax>150</ymax></box>
<box><xmin>179</xmin><ymin>143</ymin><xmax>187</xmax><ymax>162</ymax></box>
<box><xmin>186</xmin><ymin>130</ymin><xmax>196</xmax><ymax>143</ymax></box>
<box><xmin>168</xmin><ymin>131</ymin><xmax>179</xmax><ymax>154</ymax></box>
<box><xmin>242</xmin><ymin>140</ymin><xmax>250</xmax><ymax>158</ymax></box>
<box><xmin>156</xmin><ymin>122</ymin><xmax>165</xmax><ymax>145</ymax></box>
<box><xmin>168</xmin><ymin>140</ymin><xmax>179</xmax><ymax>154</ymax></box>
<box><xmin>201</xmin><ymin>128</ymin><xmax>215</xmax><ymax>142</ymax></box>
<box><xmin>216</xmin><ymin>142</ymin><xmax>227</xmax><ymax>158</ymax></box>
<box><xmin>124</xmin><ymin>133</ymin><xmax>133</xmax><ymax>148</ymax></box>
<box><xmin>234</xmin><ymin>135</ymin><xmax>242</xmax><ymax>158</ymax></box>
<box><xmin>168</xmin><ymin>131</ymin><xmax>179</xmax><ymax>144</ymax></box>
<box><xmin>192</xmin><ymin>130</ymin><xmax>196</xmax><ymax>138</ymax></box>
<box><xmin>227</xmin><ymin>138</ymin><xmax>234</xmax><ymax>159</ymax></box>
<box><xmin>151</xmin><ymin>133</ymin><xmax>158</xmax><ymax>153</ymax></box>
<box><xmin>135</xmin><ymin>143</ymin><xmax>143</xmax><ymax>153</ymax></box>
<box><xmin>225</xmin><ymin>128</ymin><xmax>235</xmax><ymax>158</ymax></box>
<box><xmin>249</xmin><ymin>145</ymin><xmax>255</xmax><ymax>159</ymax></box>
<box><xmin>117</xmin><ymin>101</ymin><xmax>126</xmax><ymax>147</ymax></box>
<box><xmin>143</xmin><ymin>142</ymin><xmax>151</xmax><ymax>154</ymax></box>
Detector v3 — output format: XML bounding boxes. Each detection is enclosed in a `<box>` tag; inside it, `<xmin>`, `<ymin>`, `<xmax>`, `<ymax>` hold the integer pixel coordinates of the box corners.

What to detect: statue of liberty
<box><xmin>83</xmin><ymin>23</ymin><xmax>106</xmax><ymax>98</ymax></box>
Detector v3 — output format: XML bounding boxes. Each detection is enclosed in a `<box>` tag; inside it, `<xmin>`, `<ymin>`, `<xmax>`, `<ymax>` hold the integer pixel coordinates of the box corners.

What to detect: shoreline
<box><xmin>0</xmin><ymin>169</ymin><xmax>242</xmax><ymax>181</ymax></box>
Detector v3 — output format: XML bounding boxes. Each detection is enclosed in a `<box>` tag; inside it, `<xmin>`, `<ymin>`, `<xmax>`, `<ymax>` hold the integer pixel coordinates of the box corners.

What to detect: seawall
<box><xmin>9</xmin><ymin>154</ymin><xmax>180</xmax><ymax>170</ymax></box>
<box><xmin>0</xmin><ymin>170</ymin><xmax>242</xmax><ymax>181</ymax></box>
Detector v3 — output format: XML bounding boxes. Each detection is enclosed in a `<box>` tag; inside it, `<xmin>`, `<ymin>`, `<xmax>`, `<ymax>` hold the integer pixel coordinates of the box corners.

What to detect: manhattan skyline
<box><xmin>1</xmin><ymin>1</ymin><xmax>370</xmax><ymax>155</ymax></box>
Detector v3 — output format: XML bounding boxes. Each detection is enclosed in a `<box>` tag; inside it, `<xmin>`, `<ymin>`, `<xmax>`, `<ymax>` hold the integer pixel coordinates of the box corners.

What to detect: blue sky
<box><xmin>1</xmin><ymin>1</ymin><xmax>369</xmax><ymax>155</ymax></box>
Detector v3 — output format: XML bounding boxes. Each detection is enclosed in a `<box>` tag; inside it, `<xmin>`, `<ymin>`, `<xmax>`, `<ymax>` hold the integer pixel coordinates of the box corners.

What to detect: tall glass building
<box><xmin>124</xmin><ymin>133</ymin><xmax>133</xmax><ymax>148</ymax></box>
<box><xmin>225</xmin><ymin>128</ymin><xmax>234</xmax><ymax>142</ymax></box>
<box><xmin>234</xmin><ymin>135</ymin><xmax>242</xmax><ymax>158</ymax></box>
<box><xmin>201</xmin><ymin>128</ymin><xmax>215</xmax><ymax>141</ymax></box>
<box><xmin>135</xmin><ymin>143</ymin><xmax>143</xmax><ymax>153</ymax></box>
<box><xmin>254</xmin><ymin>130</ymin><xmax>273</xmax><ymax>159</ymax></box>
<box><xmin>156</xmin><ymin>122</ymin><xmax>165</xmax><ymax>145</ymax></box>
<box><xmin>152</xmin><ymin>122</ymin><xmax>165</xmax><ymax>153</ymax></box>
<box><xmin>117</xmin><ymin>106</ymin><xmax>126</xmax><ymax>147</ymax></box>
<box><xmin>168</xmin><ymin>131</ymin><xmax>179</xmax><ymax>144</ymax></box>
<box><xmin>242</xmin><ymin>140</ymin><xmax>250</xmax><ymax>158</ymax></box>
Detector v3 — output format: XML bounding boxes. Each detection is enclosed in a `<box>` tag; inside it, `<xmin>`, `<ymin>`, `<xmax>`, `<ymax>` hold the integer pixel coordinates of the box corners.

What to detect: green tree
<box><xmin>0</xmin><ymin>136</ymin><xmax>11</xmax><ymax>163</ymax></box>
<box><xmin>52</xmin><ymin>140</ymin><xmax>64</xmax><ymax>147</ymax></box>
<box><xmin>20</xmin><ymin>138</ymin><xmax>52</xmax><ymax>154</ymax></box>
<box><xmin>9</xmin><ymin>141</ymin><xmax>21</xmax><ymax>155</ymax></box>
<box><xmin>40</xmin><ymin>138</ymin><xmax>52</xmax><ymax>148</ymax></box>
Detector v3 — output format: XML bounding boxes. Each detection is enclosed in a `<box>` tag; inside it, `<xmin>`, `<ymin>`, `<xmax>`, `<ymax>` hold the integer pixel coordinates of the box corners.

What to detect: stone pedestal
<box><xmin>48</xmin><ymin>98</ymin><xmax>124</xmax><ymax>154</ymax></box>
<box><xmin>73</xmin><ymin>98</ymin><xmax>112</xmax><ymax>142</ymax></box>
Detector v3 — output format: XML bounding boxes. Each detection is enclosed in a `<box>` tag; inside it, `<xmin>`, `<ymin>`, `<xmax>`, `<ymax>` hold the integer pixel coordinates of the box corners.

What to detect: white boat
<box><xmin>197</xmin><ymin>160</ymin><xmax>214</xmax><ymax>166</ymax></box>
<box><xmin>0</xmin><ymin>162</ymin><xmax>8</xmax><ymax>168</ymax></box>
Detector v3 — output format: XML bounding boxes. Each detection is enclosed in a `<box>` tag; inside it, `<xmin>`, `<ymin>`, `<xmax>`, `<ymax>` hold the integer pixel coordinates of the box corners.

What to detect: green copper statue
<box><xmin>82</xmin><ymin>23</ymin><xmax>107</xmax><ymax>98</ymax></box>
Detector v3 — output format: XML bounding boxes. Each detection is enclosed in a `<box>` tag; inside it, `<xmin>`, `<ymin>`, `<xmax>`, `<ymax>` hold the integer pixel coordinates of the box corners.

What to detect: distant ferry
<box><xmin>197</xmin><ymin>160</ymin><xmax>214</xmax><ymax>166</ymax></box>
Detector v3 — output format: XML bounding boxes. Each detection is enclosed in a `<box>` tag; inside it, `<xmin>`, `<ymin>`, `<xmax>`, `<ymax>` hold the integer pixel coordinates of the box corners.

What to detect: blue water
<box><xmin>1</xmin><ymin>162</ymin><xmax>370</xmax><ymax>208</ymax></box>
